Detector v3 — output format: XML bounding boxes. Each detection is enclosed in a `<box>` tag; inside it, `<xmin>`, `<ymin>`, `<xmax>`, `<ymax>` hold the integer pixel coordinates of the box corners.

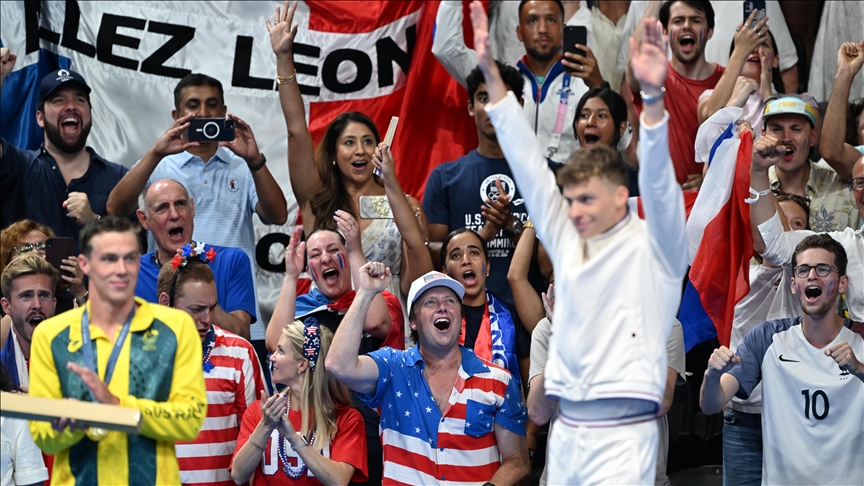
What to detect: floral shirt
<box><xmin>769</xmin><ymin>160</ymin><xmax>861</xmax><ymax>232</ymax></box>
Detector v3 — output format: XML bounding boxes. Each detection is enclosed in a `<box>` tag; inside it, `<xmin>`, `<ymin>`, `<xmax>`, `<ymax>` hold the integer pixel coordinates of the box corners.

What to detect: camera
<box><xmin>188</xmin><ymin>117</ymin><xmax>236</xmax><ymax>142</ymax></box>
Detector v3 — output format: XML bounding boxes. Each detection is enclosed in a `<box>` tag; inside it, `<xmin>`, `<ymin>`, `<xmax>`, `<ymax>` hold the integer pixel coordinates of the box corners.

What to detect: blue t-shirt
<box><xmin>135</xmin><ymin>244</ymin><xmax>257</xmax><ymax>322</ymax></box>
<box><xmin>1</xmin><ymin>140</ymin><xmax>128</xmax><ymax>252</ymax></box>
<box><xmin>423</xmin><ymin>150</ymin><xmax>558</xmax><ymax>305</ymax></box>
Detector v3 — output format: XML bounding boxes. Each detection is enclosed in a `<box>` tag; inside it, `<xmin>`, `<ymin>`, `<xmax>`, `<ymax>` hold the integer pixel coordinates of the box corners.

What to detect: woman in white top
<box><xmin>697</xmin><ymin>10</ymin><xmax>785</xmax><ymax>132</ymax></box>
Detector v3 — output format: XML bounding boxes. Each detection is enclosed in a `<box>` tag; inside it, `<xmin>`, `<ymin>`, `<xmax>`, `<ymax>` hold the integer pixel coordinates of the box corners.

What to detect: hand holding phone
<box><xmin>187</xmin><ymin>117</ymin><xmax>236</xmax><ymax>142</ymax></box>
<box><xmin>45</xmin><ymin>237</ymin><xmax>75</xmax><ymax>280</ymax></box>
<box><xmin>563</xmin><ymin>25</ymin><xmax>587</xmax><ymax>73</ymax></box>
<box><xmin>743</xmin><ymin>0</ymin><xmax>766</xmax><ymax>29</ymax></box>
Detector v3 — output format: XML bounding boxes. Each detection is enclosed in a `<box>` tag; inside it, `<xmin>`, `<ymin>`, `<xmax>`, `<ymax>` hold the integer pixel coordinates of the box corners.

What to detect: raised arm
<box><xmin>373</xmin><ymin>143</ymin><xmax>434</xmax><ymax>295</ymax></box>
<box><xmin>334</xmin><ymin>211</ymin><xmax>392</xmax><ymax>339</ymax></box>
<box><xmin>431</xmin><ymin>1</ymin><xmax>480</xmax><ymax>87</ymax></box>
<box><xmin>630</xmin><ymin>18</ymin><xmax>688</xmax><ymax>280</ymax></box>
<box><xmin>266</xmin><ymin>227</ymin><xmax>304</xmax><ymax>353</ymax></box>
<box><xmin>506</xmin><ymin>228</ymin><xmax>544</xmax><ymax>334</ymax></box>
<box><xmin>697</xmin><ymin>12</ymin><xmax>769</xmax><ymax>124</ymax></box>
<box><xmin>268</xmin><ymin>0</ymin><xmax>321</xmax><ymax>210</ymax></box>
<box><xmin>699</xmin><ymin>346</ymin><xmax>742</xmax><ymax>415</ymax></box>
<box><xmin>106</xmin><ymin>114</ymin><xmax>199</xmax><ymax>216</ymax></box>
<box><xmin>625</xmin><ymin>0</ymin><xmax>662</xmax><ymax>96</ymax></box>
<box><xmin>324</xmin><ymin>262</ymin><xmax>389</xmax><ymax>395</ymax></box>
<box><xmin>820</xmin><ymin>40</ymin><xmax>864</xmax><ymax>180</ymax></box>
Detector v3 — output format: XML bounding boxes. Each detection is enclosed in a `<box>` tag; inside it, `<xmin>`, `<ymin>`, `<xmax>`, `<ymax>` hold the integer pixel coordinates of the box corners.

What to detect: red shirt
<box><xmin>633</xmin><ymin>62</ymin><xmax>725</xmax><ymax>185</ymax></box>
<box><xmin>233</xmin><ymin>404</ymin><xmax>368</xmax><ymax>485</ymax></box>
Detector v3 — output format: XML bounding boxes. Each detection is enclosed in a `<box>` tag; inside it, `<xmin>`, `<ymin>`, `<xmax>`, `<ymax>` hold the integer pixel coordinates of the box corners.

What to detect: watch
<box><xmin>248</xmin><ymin>153</ymin><xmax>267</xmax><ymax>172</ymax></box>
<box><xmin>506</xmin><ymin>219</ymin><xmax>524</xmax><ymax>238</ymax></box>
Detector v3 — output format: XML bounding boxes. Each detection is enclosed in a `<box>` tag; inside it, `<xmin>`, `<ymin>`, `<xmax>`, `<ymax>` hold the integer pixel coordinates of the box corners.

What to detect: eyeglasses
<box><xmin>794</xmin><ymin>263</ymin><xmax>838</xmax><ymax>278</ymax></box>
<box><xmin>12</xmin><ymin>240</ymin><xmax>47</xmax><ymax>255</ymax></box>
<box><xmin>851</xmin><ymin>177</ymin><xmax>864</xmax><ymax>193</ymax></box>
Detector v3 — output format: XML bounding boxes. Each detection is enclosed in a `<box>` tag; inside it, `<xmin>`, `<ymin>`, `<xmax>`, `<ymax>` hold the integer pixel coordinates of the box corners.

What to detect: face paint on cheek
<box><xmin>482</xmin><ymin>262</ymin><xmax>486</xmax><ymax>277</ymax></box>
<box><xmin>336</xmin><ymin>252</ymin><xmax>346</xmax><ymax>270</ymax></box>
<box><xmin>309</xmin><ymin>264</ymin><xmax>319</xmax><ymax>282</ymax></box>
<box><xmin>827</xmin><ymin>281</ymin><xmax>835</xmax><ymax>297</ymax></box>
<box><xmin>699</xmin><ymin>29</ymin><xmax>704</xmax><ymax>45</ymax></box>
<box><xmin>795</xmin><ymin>282</ymin><xmax>802</xmax><ymax>296</ymax></box>
<box><xmin>803</xmin><ymin>138</ymin><xmax>809</xmax><ymax>151</ymax></box>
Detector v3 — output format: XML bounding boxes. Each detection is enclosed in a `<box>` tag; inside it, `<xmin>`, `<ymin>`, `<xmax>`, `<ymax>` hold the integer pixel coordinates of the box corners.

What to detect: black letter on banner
<box><xmin>290</xmin><ymin>42</ymin><xmax>321</xmax><ymax>97</ymax></box>
<box><xmin>233</xmin><ymin>36</ymin><xmax>272</xmax><ymax>90</ymax></box>
<box><xmin>141</xmin><ymin>21</ymin><xmax>195</xmax><ymax>78</ymax></box>
<box><xmin>321</xmin><ymin>50</ymin><xmax>372</xmax><ymax>94</ymax></box>
<box><xmin>376</xmin><ymin>24</ymin><xmax>416</xmax><ymax>88</ymax></box>
<box><xmin>256</xmin><ymin>233</ymin><xmax>291</xmax><ymax>273</ymax></box>
<box><xmin>97</xmin><ymin>14</ymin><xmax>145</xmax><ymax>70</ymax></box>
<box><xmin>61</xmin><ymin>0</ymin><xmax>96</xmax><ymax>58</ymax></box>
<box><xmin>24</xmin><ymin>2</ymin><xmax>60</xmax><ymax>54</ymax></box>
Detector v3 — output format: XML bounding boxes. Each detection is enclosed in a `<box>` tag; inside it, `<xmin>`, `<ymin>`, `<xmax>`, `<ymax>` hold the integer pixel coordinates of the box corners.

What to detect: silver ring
<box><xmin>578</xmin><ymin>65</ymin><xmax>582</xmax><ymax>71</ymax></box>
<box><xmin>758</xmin><ymin>32</ymin><xmax>764</xmax><ymax>37</ymax></box>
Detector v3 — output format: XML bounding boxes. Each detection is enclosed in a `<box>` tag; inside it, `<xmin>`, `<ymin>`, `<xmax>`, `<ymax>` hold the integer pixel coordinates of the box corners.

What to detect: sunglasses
<box><xmin>13</xmin><ymin>240</ymin><xmax>47</xmax><ymax>254</ymax></box>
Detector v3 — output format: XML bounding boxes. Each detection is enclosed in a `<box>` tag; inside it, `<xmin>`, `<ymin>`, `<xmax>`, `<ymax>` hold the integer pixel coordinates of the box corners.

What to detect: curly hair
<box><xmin>0</xmin><ymin>220</ymin><xmax>54</xmax><ymax>273</ymax></box>
<box><xmin>308</xmin><ymin>112</ymin><xmax>382</xmax><ymax>232</ymax></box>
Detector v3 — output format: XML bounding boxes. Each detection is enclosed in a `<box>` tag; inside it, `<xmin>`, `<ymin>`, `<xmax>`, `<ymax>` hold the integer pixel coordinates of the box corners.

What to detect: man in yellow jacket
<box><xmin>28</xmin><ymin>216</ymin><xmax>206</xmax><ymax>485</ymax></box>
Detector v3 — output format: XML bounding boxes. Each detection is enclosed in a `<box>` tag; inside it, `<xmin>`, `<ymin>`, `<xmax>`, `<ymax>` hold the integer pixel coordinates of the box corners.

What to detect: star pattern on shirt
<box><xmin>396</xmin><ymin>391</ymin><xmax>402</xmax><ymax>398</ymax></box>
<box><xmin>426</xmin><ymin>407</ymin><xmax>432</xmax><ymax>413</ymax></box>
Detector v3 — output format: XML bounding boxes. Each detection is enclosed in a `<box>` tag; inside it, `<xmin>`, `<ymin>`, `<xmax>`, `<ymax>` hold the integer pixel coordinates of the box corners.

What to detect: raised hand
<box><xmin>67</xmin><ymin>362</ymin><xmax>120</xmax><ymax>405</ymax></box>
<box><xmin>825</xmin><ymin>341</ymin><xmax>863</xmax><ymax>377</ymax></box>
<box><xmin>284</xmin><ymin>226</ymin><xmax>306</xmax><ymax>281</ymax></box>
<box><xmin>220</xmin><ymin>114</ymin><xmax>262</xmax><ymax>166</ymax></box>
<box><xmin>629</xmin><ymin>18</ymin><xmax>668</xmax><ymax>94</ymax></box>
<box><xmin>358</xmin><ymin>261</ymin><xmax>391</xmax><ymax>293</ymax></box>
<box><xmin>267</xmin><ymin>0</ymin><xmax>300</xmax><ymax>57</ymax></box>
<box><xmin>469</xmin><ymin>1</ymin><xmax>493</xmax><ymax>73</ymax></box>
<box><xmin>729</xmin><ymin>76</ymin><xmax>759</xmax><ymax>107</ymax></box>
<box><xmin>733</xmin><ymin>10</ymin><xmax>769</xmax><ymax>58</ymax></box>
<box><xmin>259</xmin><ymin>391</ymin><xmax>289</xmax><ymax>431</ymax></box>
<box><xmin>758</xmin><ymin>47</ymin><xmax>775</xmax><ymax>100</ymax></box>
<box><xmin>0</xmin><ymin>47</ymin><xmax>17</xmax><ymax>87</ymax></box>
<box><xmin>751</xmin><ymin>134</ymin><xmax>787</xmax><ymax>171</ymax></box>
<box><xmin>705</xmin><ymin>346</ymin><xmax>741</xmax><ymax>378</ymax></box>
<box><xmin>563</xmin><ymin>44</ymin><xmax>605</xmax><ymax>89</ymax></box>
<box><xmin>62</xmin><ymin>256</ymin><xmax>86</xmax><ymax>299</ymax></box>
<box><xmin>153</xmin><ymin>113</ymin><xmax>200</xmax><ymax>158</ymax></box>
<box><xmin>63</xmin><ymin>192</ymin><xmax>98</xmax><ymax>227</ymax></box>
<box><xmin>373</xmin><ymin>142</ymin><xmax>397</xmax><ymax>186</ymax></box>
<box><xmin>836</xmin><ymin>40</ymin><xmax>864</xmax><ymax>77</ymax></box>
<box><xmin>481</xmin><ymin>177</ymin><xmax>515</xmax><ymax>236</ymax></box>
<box><xmin>333</xmin><ymin>210</ymin><xmax>362</xmax><ymax>255</ymax></box>
<box><xmin>541</xmin><ymin>283</ymin><xmax>555</xmax><ymax>323</ymax></box>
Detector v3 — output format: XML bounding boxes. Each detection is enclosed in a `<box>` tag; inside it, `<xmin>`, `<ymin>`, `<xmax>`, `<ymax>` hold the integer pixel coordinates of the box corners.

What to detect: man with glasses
<box><xmin>700</xmin><ymin>234</ymin><xmax>864</xmax><ymax>485</ymax></box>
<box><xmin>748</xmin><ymin>120</ymin><xmax>864</xmax><ymax>332</ymax></box>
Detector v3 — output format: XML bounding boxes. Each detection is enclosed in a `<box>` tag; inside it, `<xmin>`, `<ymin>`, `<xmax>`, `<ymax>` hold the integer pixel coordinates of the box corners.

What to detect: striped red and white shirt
<box><xmin>357</xmin><ymin>345</ymin><xmax>527</xmax><ymax>485</ymax></box>
<box><xmin>177</xmin><ymin>325</ymin><xmax>266</xmax><ymax>486</ymax></box>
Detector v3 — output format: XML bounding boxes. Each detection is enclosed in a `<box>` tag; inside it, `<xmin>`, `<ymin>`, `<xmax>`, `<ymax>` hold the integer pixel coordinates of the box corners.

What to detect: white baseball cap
<box><xmin>407</xmin><ymin>271</ymin><xmax>465</xmax><ymax>307</ymax></box>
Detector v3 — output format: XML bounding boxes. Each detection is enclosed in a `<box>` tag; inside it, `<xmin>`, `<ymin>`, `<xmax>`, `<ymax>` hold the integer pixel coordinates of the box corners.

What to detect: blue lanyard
<box><xmin>80</xmin><ymin>306</ymin><xmax>135</xmax><ymax>403</ymax></box>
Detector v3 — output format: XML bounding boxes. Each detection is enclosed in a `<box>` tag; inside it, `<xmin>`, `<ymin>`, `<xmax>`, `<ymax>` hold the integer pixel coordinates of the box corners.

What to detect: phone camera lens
<box><xmin>203</xmin><ymin>121</ymin><xmax>220</xmax><ymax>139</ymax></box>
<box><xmin>225</xmin><ymin>119</ymin><xmax>235</xmax><ymax>129</ymax></box>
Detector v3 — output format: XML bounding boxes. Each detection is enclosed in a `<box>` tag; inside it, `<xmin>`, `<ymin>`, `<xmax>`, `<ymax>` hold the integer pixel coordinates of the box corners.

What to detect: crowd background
<box><xmin>1</xmin><ymin>1</ymin><xmax>863</xmax><ymax>485</ymax></box>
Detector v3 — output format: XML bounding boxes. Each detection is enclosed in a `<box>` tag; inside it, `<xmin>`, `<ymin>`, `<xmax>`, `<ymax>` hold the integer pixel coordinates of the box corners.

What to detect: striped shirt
<box><xmin>358</xmin><ymin>345</ymin><xmax>526</xmax><ymax>486</ymax></box>
<box><xmin>177</xmin><ymin>326</ymin><xmax>267</xmax><ymax>486</ymax></box>
<box><xmin>141</xmin><ymin>146</ymin><xmax>264</xmax><ymax>340</ymax></box>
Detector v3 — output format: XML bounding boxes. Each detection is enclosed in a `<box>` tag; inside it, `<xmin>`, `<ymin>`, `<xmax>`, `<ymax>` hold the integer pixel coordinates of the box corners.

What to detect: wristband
<box><xmin>640</xmin><ymin>87</ymin><xmax>666</xmax><ymax>104</ymax></box>
<box><xmin>744</xmin><ymin>186</ymin><xmax>772</xmax><ymax>205</ymax></box>
<box><xmin>276</xmin><ymin>69</ymin><xmax>297</xmax><ymax>85</ymax></box>
<box><xmin>249</xmin><ymin>153</ymin><xmax>267</xmax><ymax>172</ymax></box>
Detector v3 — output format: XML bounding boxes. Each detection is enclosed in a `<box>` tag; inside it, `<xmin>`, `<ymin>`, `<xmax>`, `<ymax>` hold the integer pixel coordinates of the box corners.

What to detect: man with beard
<box><xmin>156</xmin><ymin>258</ymin><xmax>266</xmax><ymax>486</ymax></box>
<box><xmin>424</xmin><ymin>63</ymin><xmax>545</xmax><ymax>307</ymax></box>
<box><xmin>0</xmin><ymin>49</ymin><xmax>128</xmax><ymax>251</ymax></box>
<box><xmin>626</xmin><ymin>1</ymin><xmax>724</xmax><ymax>190</ymax></box>
<box><xmin>433</xmin><ymin>0</ymin><xmax>604</xmax><ymax>165</ymax></box>
<box><xmin>0</xmin><ymin>254</ymin><xmax>57</xmax><ymax>389</ymax></box>
<box><xmin>700</xmin><ymin>234</ymin><xmax>864</xmax><ymax>485</ymax></box>
<box><xmin>135</xmin><ymin>179</ymin><xmax>257</xmax><ymax>341</ymax></box>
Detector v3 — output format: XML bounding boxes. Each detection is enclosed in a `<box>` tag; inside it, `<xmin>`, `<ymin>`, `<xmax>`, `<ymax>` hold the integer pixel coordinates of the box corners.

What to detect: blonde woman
<box><xmin>231</xmin><ymin>321</ymin><xmax>367</xmax><ymax>485</ymax></box>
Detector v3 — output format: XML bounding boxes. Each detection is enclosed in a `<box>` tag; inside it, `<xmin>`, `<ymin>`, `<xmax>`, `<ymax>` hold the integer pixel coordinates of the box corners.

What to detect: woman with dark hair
<box><xmin>266</xmin><ymin>1</ymin><xmax>432</xmax><ymax>306</ymax></box>
<box><xmin>697</xmin><ymin>11</ymin><xmax>784</xmax><ymax>131</ymax></box>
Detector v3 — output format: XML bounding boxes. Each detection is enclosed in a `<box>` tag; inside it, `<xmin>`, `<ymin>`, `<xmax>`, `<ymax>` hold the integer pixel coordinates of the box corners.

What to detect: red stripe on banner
<box><xmin>306</xmin><ymin>1</ymin><xmax>424</xmax><ymax>34</ymax></box>
<box><xmin>393</xmin><ymin>1</ymin><xmax>480</xmax><ymax>200</ymax></box>
<box><xmin>689</xmin><ymin>132</ymin><xmax>754</xmax><ymax>346</ymax></box>
<box><xmin>177</xmin><ymin>454</ymin><xmax>234</xmax><ymax>471</ymax></box>
<box><xmin>307</xmin><ymin>91</ymin><xmax>404</xmax><ymax>152</ymax></box>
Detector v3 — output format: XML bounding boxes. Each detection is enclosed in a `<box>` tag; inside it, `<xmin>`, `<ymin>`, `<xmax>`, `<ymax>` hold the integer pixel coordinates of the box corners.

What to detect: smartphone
<box><xmin>187</xmin><ymin>117</ymin><xmax>236</xmax><ymax>142</ymax></box>
<box><xmin>359</xmin><ymin>195</ymin><xmax>393</xmax><ymax>219</ymax></box>
<box><xmin>563</xmin><ymin>25</ymin><xmax>588</xmax><ymax>74</ymax></box>
<box><xmin>743</xmin><ymin>0</ymin><xmax>767</xmax><ymax>28</ymax></box>
<box><xmin>45</xmin><ymin>237</ymin><xmax>74</xmax><ymax>279</ymax></box>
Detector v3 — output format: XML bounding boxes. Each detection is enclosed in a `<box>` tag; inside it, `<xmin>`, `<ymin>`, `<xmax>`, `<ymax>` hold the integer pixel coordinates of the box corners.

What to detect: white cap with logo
<box><xmin>407</xmin><ymin>271</ymin><xmax>465</xmax><ymax>307</ymax></box>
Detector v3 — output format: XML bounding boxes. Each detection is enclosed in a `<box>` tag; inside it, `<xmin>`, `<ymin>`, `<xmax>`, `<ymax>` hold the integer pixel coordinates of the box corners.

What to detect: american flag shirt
<box><xmin>358</xmin><ymin>345</ymin><xmax>526</xmax><ymax>485</ymax></box>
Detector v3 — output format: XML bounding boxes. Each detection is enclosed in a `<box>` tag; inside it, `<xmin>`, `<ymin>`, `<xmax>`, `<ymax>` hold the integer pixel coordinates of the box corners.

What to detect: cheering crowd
<box><xmin>1</xmin><ymin>1</ymin><xmax>863</xmax><ymax>485</ymax></box>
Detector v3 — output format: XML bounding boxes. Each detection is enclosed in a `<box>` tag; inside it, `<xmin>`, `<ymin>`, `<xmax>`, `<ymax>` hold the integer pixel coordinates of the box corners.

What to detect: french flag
<box><xmin>678</xmin><ymin>108</ymin><xmax>754</xmax><ymax>351</ymax></box>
